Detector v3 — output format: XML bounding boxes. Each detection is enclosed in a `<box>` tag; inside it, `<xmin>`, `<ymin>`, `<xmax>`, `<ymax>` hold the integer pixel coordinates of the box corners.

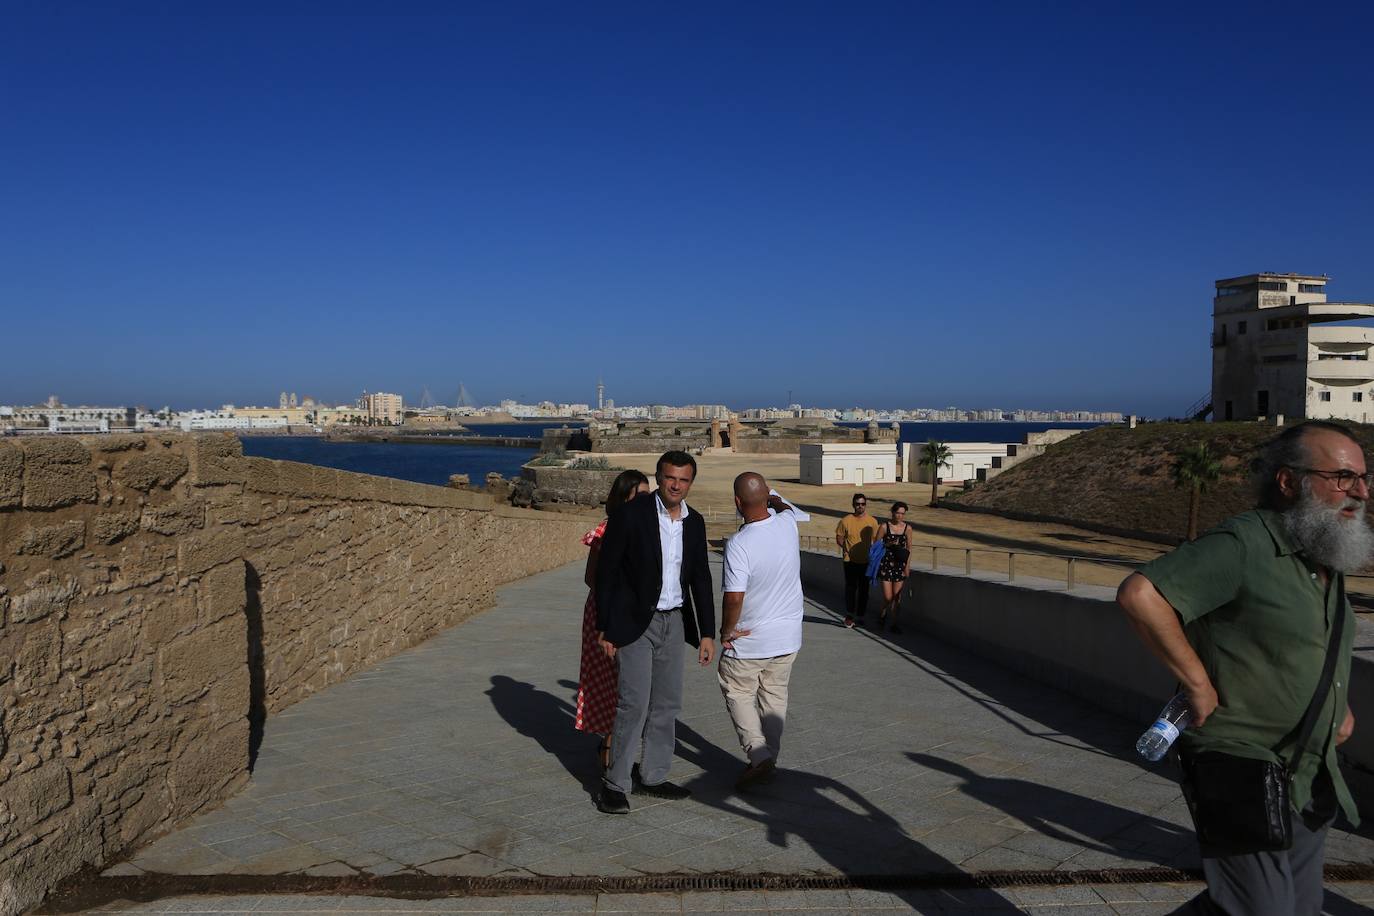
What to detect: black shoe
<box><xmin>634</xmin><ymin>780</ymin><xmax>692</xmax><ymax>800</ymax></box>
<box><xmin>595</xmin><ymin>787</ymin><xmax>630</xmax><ymax>814</ymax></box>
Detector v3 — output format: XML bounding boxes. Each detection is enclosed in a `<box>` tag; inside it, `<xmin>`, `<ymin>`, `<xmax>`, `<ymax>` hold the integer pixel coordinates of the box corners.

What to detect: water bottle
<box><xmin>1136</xmin><ymin>692</ymin><xmax>1193</xmax><ymax>762</ymax></box>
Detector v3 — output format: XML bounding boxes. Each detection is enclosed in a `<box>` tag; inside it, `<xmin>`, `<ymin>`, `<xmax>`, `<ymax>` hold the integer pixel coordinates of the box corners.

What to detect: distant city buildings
<box><xmin>1210</xmin><ymin>272</ymin><xmax>1374</xmax><ymax>423</ymax></box>
<box><xmin>360</xmin><ymin>391</ymin><xmax>404</xmax><ymax>425</ymax></box>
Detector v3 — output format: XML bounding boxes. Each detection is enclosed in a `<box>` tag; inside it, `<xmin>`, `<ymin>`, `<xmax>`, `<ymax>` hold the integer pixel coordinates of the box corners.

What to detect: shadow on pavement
<box><xmin>804</xmin><ymin>589</ymin><xmax>1143</xmax><ymax>761</ymax></box>
<box><xmin>673</xmin><ymin>723</ymin><xmax>1020</xmax><ymax>914</ymax></box>
<box><xmin>909</xmin><ymin>752</ymin><xmax>1193</xmax><ymax>868</ymax></box>
<box><xmin>484</xmin><ymin>675</ymin><xmax>602</xmax><ymax>797</ymax></box>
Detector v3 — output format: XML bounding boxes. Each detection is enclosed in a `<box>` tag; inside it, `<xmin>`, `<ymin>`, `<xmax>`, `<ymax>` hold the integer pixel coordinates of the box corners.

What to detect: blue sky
<box><xmin>3</xmin><ymin>1</ymin><xmax>1372</xmax><ymax>416</ymax></box>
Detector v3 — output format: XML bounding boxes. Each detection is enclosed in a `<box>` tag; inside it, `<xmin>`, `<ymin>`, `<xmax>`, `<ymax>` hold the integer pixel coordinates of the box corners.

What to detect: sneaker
<box><xmin>595</xmin><ymin>787</ymin><xmax>630</xmax><ymax>814</ymax></box>
<box><xmin>843</xmin><ymin>616</ymin><xmax>856</xmax><ymax>629</ymax></box>
<box><xmin>735</xmin><ymin>758</ymin><xmax>776</xmax><ymax>791</ymax></box>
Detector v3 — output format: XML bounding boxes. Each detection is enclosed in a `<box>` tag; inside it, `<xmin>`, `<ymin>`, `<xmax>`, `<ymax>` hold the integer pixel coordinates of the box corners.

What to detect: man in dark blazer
<box><xmin>594</xmin><ymin>450</ymin><xmax>715</xmax><ymax>813</ymax></box>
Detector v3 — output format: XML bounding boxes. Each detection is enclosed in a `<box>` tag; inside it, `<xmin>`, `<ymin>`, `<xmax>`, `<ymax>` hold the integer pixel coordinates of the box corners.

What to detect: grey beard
<box><xmin>1281</xmin><ymin>483</ymin><xmax>1374</xmax><ymax>573</ymax></box>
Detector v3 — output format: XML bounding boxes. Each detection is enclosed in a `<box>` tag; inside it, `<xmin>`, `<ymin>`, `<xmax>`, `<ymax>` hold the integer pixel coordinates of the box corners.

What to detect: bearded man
<box><xmin>1118</xmin><ymin>420</ymin><xmax>1367</xmax><ymax>916</ymax></box>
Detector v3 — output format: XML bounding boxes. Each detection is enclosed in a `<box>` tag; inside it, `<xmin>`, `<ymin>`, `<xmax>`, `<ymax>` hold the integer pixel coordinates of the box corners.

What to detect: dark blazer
<box><xmin>595</xmin><ymin>492</ymin><xmax>715</xmax><ymax>648</ymax></box>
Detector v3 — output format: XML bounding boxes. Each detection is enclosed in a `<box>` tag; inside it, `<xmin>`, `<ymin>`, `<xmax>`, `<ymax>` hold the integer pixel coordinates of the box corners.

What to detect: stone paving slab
<box><xmin>106</xmin><ymin>556</ymin><xmax>1374</xmax><ymax>910</ymax></box>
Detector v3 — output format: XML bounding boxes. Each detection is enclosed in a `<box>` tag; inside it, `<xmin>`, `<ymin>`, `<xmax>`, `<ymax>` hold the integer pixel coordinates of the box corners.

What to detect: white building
<box><xmin>799</xmin><ymin>442</ymin><xmax>896</xmax><ymax>487</ymax></box>
<box><xmin>1211</xmin><ymin>272</ymin><xmax>1374</xmax><ymax>422</ymax></box>
<box><xmin>904</xmin><ymin>441</ymin><xmax>1010</xmax><ymax>484</ymax></box>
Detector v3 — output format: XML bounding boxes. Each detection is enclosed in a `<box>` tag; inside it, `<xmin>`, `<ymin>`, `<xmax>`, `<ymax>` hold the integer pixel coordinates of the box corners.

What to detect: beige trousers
<box><xmin>717</xmin><ymin>652</ymin><xmax>797</xmax><ymax>765</ymax></box>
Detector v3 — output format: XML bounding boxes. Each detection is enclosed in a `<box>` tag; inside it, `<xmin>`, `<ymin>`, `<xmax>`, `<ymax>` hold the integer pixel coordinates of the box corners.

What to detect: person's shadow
<box><xmin>673</xmin><ymin>722</ymin><xmax>1020</xmax><ymax>913</ymax></box>
<box><xmin>908</xmin><ymin>752</ymin><xmax>1196</xmax><ymax>868</ymax></box>
<box><xmin>484</xmin><ymin>675</ymin><xmax>602</xmax><ymax>797</ymax></box>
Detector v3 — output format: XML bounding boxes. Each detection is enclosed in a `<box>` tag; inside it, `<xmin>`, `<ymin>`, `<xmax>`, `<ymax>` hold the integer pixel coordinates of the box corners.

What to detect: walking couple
<box><xmin>575</xmin><ymin>451</ymin><xmax>805</xmax><ymax>813</ymax></box>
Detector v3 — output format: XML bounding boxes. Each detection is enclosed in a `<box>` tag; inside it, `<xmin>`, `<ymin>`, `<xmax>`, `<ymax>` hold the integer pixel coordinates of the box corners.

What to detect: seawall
<box><xmin>0</xmin><ymin>434</ymin><xmax>595</xmax><ymax>915</ymax></box>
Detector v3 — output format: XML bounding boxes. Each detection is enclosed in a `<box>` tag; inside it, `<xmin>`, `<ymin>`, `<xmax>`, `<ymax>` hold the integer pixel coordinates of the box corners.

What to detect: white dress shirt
<box><xmin>655</xmin><ymin>492</ymin><xmax>687</xmax><ymax>610</ymax></box>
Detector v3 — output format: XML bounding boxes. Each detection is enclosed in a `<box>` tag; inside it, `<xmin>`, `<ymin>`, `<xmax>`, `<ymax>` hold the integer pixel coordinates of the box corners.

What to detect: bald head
<box><xmin>733</xmin><ymin>472</ymin><xmax>770</xmax><ymax>510</ymax></box>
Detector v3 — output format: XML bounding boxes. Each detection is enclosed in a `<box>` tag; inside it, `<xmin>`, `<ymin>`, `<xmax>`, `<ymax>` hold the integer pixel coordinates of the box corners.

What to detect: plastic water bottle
<box><xmin>1136</xmin><ymin>692</ymin><xmax>1192</xmax><ymax>762</ymax></box>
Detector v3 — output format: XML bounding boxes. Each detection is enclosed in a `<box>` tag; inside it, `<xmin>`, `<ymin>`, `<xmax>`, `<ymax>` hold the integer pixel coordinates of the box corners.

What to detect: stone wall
<box><xmin>0</xmin><ymin>434</ymin><xmax>594</xmax><ymax>915</ymax></box>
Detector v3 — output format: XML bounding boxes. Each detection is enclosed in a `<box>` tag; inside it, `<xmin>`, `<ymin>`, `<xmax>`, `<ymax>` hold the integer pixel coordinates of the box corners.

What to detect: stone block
<box><xmin>22</xmin><ymin>463</ymin><xmax>97</xmax><ymax>510</ymax></box>
<box><xmin>14</xmin><ymin>520</ymin><xmax>86</xmax><ymax>559</ymax></box>
<box><xmin>189</xmin><ymin>434</ymin><xmax>247</xmax><ymax>487</ymax></box>
<box><xmin>159</xmin><ymin>614</ymin><xmax>247</xmax><ymax>705</ymax></box>
<box><xmin>19</xmin><ymin>438</ymin><xmax>89</xmax><ymax>466</ymax></box>
<box><xmin>13</xmin><ymin>619</ymin><xmax>62</xmax><ymax>692</ymax></box>
<box><xmin>9</xmin><ymin>575</ymin><xmax>79</xmax><ymax>624</ymax></box>
<box><xmin>140</xmin><ymin>499</ymin><xmax>205</xmax><ymax>536</ymax></box>
<box><xmin>201</xmin><ymin>560</ymin><xmax>246</xmax><ymax>624</ymax></box>
<box><xmin>115</xmin><ymin>451</ymin><xmax>189</xmax><ymax>491</ymax></box>
<box><xmin>0</xmin><ymin>443</ymin><xmax>21</xmax><ymax>508</ymax></box>
<box><xmin>142</xmin><ymin>595</ymin><xmax>199</xmax><ymax>647</ymax></box>
<box><xmin>177</xmin><ymin>528</ymin><xmax>246</xmax><ymax>577</ymax></box>
<box><xmin>90</xmin><ymin>511</ymin><xmax>139</xmax><ymax>545</ymax></box>
<box><xmin>167</xmin><ymin>721</ymin><xmax>248</xmax><ymax>817</ymax></box>
<box><xmin>93</xmin><ymin>435</ymin><xmax>146</xmax><ymax>453</ymax></box>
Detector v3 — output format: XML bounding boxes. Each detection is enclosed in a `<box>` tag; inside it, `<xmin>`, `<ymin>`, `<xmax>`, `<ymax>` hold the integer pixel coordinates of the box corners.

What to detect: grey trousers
<box><xmin>1178</xmin><ymin>803</ymin><xmax>1333</xmax><ymax>915</ymax></box>
<box><xmin>604</xmin><ymin>610</ymin><xmax>684</xmax><ymax>794</ymax></box>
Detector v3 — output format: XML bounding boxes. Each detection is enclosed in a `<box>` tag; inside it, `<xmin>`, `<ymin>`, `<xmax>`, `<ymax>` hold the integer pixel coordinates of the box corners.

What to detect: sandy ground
<box><xmin>603</xmin><ymin>450</ymin><xmax>1168</xmax><ymax>591</ymax></box>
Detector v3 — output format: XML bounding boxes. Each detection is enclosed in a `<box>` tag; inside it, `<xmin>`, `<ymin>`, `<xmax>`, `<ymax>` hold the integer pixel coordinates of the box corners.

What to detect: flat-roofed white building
<box><xmin>799</xmin><ymin>442</ymin><xmax>896</xmax><ymax>487</ymax></box>
<box><xmin>904</xmin><ymin>442</ymin><xmax>1009</xmax><ymax>484</ymax></box>
<box><xmin>1211</xmin><ymin>273</ymin><xmax>1374</xmax><ymax>422</ymax></box>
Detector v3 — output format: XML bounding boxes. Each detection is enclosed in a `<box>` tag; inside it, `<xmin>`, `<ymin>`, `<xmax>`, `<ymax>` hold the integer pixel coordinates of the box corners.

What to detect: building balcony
<box><xmin>1307</xmin><ymin>359</ymin><xmax>1374</xmax><ymax>382</ymax></box>
<box><xmin>1309</xmin><ymin>326</ymin><xmax>1374</xmax><ymax>349</ymax></box>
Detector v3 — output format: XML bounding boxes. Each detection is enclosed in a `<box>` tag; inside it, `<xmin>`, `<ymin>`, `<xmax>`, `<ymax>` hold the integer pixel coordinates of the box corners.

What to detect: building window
<box><xmin>834</xmin><ymin>468</ymin><xmax>843</xmax><ymax>481</ymax></box>
<box><xmin>1356</xmin><ymin>393</ymin><xmax>1364</xmax><ymax>403</ymax></box>
<box><xmin>1260</xmin><ymin>281</ymin><xmax>1288</xmax><ymax>291</ymax></box>
<box><xmin>1257</xmin><ymin>390</ymin><xmax>1269</xmax><ymax>415</ymax></box>
<box><xmin>1216</xmin><ymin>285</ymin><xmax>1247</xmax><ymax>297</ymax></box>
<box><xmin>1238</xmin><ymin>321</ymin><xmax>1247</xmax><ymax>334</ymax></box>
<box><xmin>1299</xmin><ymin>283</ymin><xmax>1324</xmax><ymax>293</ymax></box>
<box><xmin>1261</xmin><ymin>354</ymin><xmax>1298</xmax><ymax>363</ymax></box>
<box><xmin>1319</xmin><ymin>391</ymin><xmax>1332</xmax><ymax>402</ymax></box>
<box><xmin>875</xmin><ymin>467</ymin><xmax>884</xmax><ymax>480</ymax></box>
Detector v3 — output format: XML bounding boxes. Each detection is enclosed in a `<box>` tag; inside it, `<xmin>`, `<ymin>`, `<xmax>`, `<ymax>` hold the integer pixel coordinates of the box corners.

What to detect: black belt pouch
<box><xmin>1179</xmin><ymin>751</ymin><xmax>1292</xmax><ymax>855</ymax></box>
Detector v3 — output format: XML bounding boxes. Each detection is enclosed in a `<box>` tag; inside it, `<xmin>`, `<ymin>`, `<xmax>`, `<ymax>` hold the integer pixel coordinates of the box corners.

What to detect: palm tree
<box><xmin>1174</xmin><ymin>442</ymin><xmax>1222</xmax><ymax>541</ymax></box>
<box><xmin>921</xmin><ymin>440</ymin><xmax>952</xmax><ymax>507</ymax></box>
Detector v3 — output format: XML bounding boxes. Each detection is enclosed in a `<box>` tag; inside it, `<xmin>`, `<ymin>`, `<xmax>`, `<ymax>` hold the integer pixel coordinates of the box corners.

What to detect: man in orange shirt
<box><xmin>834</xmin><ymin>492</ymin><xmax>880</xmax><ymax>629</ymax></box>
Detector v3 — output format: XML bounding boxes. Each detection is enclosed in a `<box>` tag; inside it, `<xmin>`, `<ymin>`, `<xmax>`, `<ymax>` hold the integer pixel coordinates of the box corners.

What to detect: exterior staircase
<box><xmin>976</xmin><ymin>429</ymin><xmax>1087</xmax><ymax>483</ymax></box>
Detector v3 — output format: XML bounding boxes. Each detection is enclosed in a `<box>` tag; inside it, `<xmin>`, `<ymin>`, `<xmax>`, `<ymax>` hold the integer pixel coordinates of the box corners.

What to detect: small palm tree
<box><xmin>1174</xmin><ymin>442</ymin><xmax>1222</xmax><ymax>541</ymax></box>
<box><xmin>921</xmin><ymin>440</ymin><xmax>952</xmax><ymax>507</ymax></box>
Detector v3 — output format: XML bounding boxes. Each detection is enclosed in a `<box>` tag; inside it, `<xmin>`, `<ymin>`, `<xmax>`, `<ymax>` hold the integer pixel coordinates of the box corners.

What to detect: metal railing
<box><xmin>798</xmin><ymin>535</ymin><xmax>1138</xmax><ymax>591</ymax></box>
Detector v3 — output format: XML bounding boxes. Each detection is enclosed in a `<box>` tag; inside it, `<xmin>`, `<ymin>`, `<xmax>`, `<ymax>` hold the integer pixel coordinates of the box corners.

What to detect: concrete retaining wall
<box><xmin>0</xmin><ymin>434</ymin><xmax>594</xmax><ymax>915</ymax></box>
<box><xmin>799</xmin><ymin>551</ymin><xmax>1374</xmax><ymax>815</ymax></box>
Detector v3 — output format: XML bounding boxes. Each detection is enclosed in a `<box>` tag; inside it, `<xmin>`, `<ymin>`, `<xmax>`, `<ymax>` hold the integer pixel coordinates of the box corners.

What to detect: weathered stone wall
<box><xmin>0</xmin><ymin>434</ymin><xmax>593</xmax><ymax>915</ymax></box>
<box><xmin>519</xmin><ymin>465</ymin><xmax>623</xmax><ymax>510</ymax></box>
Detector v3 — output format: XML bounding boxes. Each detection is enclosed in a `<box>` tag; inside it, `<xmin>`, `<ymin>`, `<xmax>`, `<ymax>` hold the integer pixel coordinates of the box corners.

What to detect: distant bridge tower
<box><xmin>456</xmin><ymin>382</ymin><xmax>473</xmax><ymax>409</ymax></box>
<box><xmin>597</xmin><ymin>378</ymin><xmax>605</xmax><ymax>412</ymax></box>
<box><xmin>279</xmin><ymin>391</ymin><xmax>288</xmax><ymax>409</ymax></box>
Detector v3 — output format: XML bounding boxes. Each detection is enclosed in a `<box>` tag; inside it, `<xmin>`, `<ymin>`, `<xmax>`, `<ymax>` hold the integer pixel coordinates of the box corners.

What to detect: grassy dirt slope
<box><xmin>949</xmin><ymin>422</ymin><xmax>1374</xmax><ymax>544</ymax></box>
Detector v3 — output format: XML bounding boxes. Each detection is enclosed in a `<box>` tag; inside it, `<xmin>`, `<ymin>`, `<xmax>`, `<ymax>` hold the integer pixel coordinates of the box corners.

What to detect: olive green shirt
<box><xmin>1139</xmin><ymin>508</ymin><xmax>1358</xmax><ymax>824</ymax></box>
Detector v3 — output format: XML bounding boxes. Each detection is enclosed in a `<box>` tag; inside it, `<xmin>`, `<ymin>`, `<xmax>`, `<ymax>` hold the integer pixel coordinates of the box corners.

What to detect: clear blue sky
<box><xmin>3</xmin><ymin>2</ymin><xmax>1372</xmax><ymax>417</ymax></box>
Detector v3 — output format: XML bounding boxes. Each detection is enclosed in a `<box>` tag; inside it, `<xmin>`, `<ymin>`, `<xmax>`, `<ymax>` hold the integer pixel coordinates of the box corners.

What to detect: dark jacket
<box><xmin>595</xmin><ymin>492</ymin><xmax>715</xmax><ymax>648</ymax></box>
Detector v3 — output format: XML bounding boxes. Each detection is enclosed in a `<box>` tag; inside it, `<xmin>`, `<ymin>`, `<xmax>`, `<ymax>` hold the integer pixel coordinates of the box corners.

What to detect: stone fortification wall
<box><xmin>0</xmin><ymin>434</ymin><xmax>592</xmax><ymax>915</ymax></box>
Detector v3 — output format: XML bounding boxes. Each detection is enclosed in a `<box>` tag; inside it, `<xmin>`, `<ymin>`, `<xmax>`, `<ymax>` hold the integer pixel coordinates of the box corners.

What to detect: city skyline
<box><xmin>4</xmin><ymin>5</ymin><xmax>1373</xmax><ymax>417</ymax></box>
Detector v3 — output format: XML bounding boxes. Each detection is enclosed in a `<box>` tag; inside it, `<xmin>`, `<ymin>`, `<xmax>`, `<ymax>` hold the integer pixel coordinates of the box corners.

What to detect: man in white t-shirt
<box><xmin>718</xmin><ymin>472</ymin><xmax>805</xmax><ymax>790</ymax></box>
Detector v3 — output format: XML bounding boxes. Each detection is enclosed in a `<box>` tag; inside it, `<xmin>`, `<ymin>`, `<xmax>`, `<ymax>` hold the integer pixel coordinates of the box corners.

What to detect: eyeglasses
<box><xmin>1292</xmin><ymin>467</ymin><xmax>1374</xmax><ymax>492</ymax></box>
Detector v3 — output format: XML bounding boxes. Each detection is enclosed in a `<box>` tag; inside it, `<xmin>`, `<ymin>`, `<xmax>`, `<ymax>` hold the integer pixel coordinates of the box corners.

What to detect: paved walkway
<box><xmin>93</xmin><ymin>558</ymin><xmax>1373</xmax><ymax>913</ymax></box>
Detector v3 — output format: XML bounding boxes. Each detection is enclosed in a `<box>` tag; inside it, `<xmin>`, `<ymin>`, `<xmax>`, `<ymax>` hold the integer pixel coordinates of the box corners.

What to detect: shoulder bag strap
<box><xmin>1282</xmin><ymin>573</ymin><xmax>1348</xmax><ymax>769</ymax></box>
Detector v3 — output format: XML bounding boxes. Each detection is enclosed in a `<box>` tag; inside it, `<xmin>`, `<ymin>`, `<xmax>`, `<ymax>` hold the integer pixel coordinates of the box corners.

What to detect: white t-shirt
<box><xmin>722</xmin><ymin>511</ymin><xmax>803</xmax><ymax>659</ymax></box>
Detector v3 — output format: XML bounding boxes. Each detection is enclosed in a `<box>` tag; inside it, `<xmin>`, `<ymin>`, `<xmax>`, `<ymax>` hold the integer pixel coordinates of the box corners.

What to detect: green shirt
<box><xmin>1139</xmin><ymin>508</ymin><xmax>1358</xmax><ymax>824</ymax></box>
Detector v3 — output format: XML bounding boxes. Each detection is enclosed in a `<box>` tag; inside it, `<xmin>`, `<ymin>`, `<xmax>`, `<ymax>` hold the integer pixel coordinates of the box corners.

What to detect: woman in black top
<box><xmin>875</xmin><ymin>502</ymin><xmax>913</xmax><ymax>633</ymax></box>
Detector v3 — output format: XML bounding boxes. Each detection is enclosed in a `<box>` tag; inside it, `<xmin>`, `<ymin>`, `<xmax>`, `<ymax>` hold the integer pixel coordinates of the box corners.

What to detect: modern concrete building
<box><xmin>1211</xmin><ymin>272</ymin><xmax>1374</xmax><ymax>422</ymax></box>
<box><xmin>799</xmin><ymin>442</ymin><xmax>896</xmax><ymax>487</ymax></box>
<box><xmin>361</xmin><ymin>391</ymin><xmax>404</xmax><ymax>425</ymax></box>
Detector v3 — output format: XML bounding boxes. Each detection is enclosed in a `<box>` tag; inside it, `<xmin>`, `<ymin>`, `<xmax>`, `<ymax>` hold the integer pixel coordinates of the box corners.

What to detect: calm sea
<box><xmin>238</xmin><ymin>437</ymin><xmax>543</xmax><ymax>487</ymax></box>
<box><xmin>239</xmin><ymin>421</ymin><xmax>1108</xmax><ymax>487</ymax></box>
